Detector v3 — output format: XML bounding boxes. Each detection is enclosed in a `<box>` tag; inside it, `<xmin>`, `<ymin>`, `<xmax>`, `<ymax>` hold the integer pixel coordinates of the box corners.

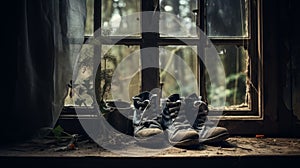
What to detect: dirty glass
<box><xmin>206</xmin><ymin>0</ymin><xmax>249</xmax><ymax>38</ymax></box>
<box><xmin>100</xmin><ymin>45</ymin><xmax>141</xmax><ymax>102</ymax></box>
<box><xmin>159</xmin><ymin>46</ymin><xmax>198</xmax><ymax>98</ymax></box>
<box><xmin>64</xmin><ymin>44</ymin><xmax>95</xmax><ymax>106</ymax></box>
<box><xmin>65</xmin><ymin>45</ymin><xmax>141</xmax><ymax>106</ymax></box>
<box><xmin>101</xmin><ymin>0</ymin><xmax>141</xmax><ymax>36</ymax></box>
<box><xmin>205</xmin><ymin>45</ymin><xmax>249</xmax><ymax>109</ymax></box>
<box><xmin>85</xmin><ymin>0</ymin><xmax>94</xmax><ymax>36</ymax></box>
<box><xmin>160</xmin><ymin>0</ymin><xmax>198</xmax><ymax>37</ymax></box>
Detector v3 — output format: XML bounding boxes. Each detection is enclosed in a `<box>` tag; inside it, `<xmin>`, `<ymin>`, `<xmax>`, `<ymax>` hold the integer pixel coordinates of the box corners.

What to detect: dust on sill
<box><xmin>1</xmin><ymin>137</ymin><xmax>300</xmax><ymax>157</ymax></box>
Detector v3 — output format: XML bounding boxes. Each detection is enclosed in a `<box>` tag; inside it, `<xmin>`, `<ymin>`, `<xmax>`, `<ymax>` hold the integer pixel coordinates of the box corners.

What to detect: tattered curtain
<box><xmin>7</xmin><ymin>0</ymin><xmax>86</xmax><ymax>141</ymax></box>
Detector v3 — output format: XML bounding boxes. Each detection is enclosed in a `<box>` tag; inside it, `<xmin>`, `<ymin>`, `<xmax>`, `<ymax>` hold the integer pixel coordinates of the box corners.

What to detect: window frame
<box><xmin>60</xmin><ymin>0</ymin><xmax>274</xmax><ymax>135</ymax></box>
<box><xmin>205</xmin><ymin>0</ymin><xmax>262</xmax><ymax>119</ymax></box>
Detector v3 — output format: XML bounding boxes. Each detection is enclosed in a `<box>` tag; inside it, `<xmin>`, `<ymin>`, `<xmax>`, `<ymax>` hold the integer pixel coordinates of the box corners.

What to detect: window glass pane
<box><xmin>160</xmin><ymin>46</ymin><xmax>198</xmax><ymax>98</ymax></box>
<box><xmin>64</xmin><ymin>45</ymin><xmax>141</xmax><ymax>106</ymax></box>
<box><xmin>85</xmin><ymin>0</ymin><xmax>94</xmax><ymax>36</ymax></box>
<box><xmin>206</xmin><ymin>45</ymin><xmax>249</xmax><ymax>109</ymax></box>
<box><xmin>206</xmin><ymin>0</ymin><xmax>249</xmax><ymax>38</ymax></box>
<box><xmin>160</xmin><ymin>0</ymin><xmax>198</xmax><ymax>37</ymax></box>
<box><xmin>100</xmin><ymin>45</ymin><xmax>141</xmax><ymax>102</ymax></box>
<box><xmin>64</xmin><ymin>44</ymin><xmax>95</xmax><ymax>106</ymax></box>
<box><xmin>101</xmin><ymin>0</ymin><xmax>141</xmax><ymax>36</ymax></box>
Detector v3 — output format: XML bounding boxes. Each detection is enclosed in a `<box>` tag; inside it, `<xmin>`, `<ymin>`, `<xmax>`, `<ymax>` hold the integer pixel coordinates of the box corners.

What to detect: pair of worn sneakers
<box><xmin>132</xmin><ymin>91</ymin><xmax>229</xmax><ymax>147</ymax></box>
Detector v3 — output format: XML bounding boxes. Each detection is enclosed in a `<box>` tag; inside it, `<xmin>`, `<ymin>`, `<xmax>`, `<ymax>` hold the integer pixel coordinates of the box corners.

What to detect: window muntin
<box><xmin>66</xmin><ymin>0</ymin><xmax>259</xmax><ymax>116</ymax></box>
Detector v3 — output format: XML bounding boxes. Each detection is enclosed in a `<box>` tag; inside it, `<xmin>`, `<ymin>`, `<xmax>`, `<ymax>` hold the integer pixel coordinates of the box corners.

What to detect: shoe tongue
<box><xmin>149</xmin><ymin>93</ymin><xmax>157</xmax><ymax>100</ymax></box>
<box><xmin>168</xmin><ymin>94</ymin><xmax>180</xmax><ymax>102</ymax></box>
<box><xmin>134</xmin><ymin>91</ymin><xmax>151</xmax><ymax>101</ymax></box>
<box><xmin>186</xmin><ymin>93</ymin><xmax>199</xmax><ymax>100</ymax></box>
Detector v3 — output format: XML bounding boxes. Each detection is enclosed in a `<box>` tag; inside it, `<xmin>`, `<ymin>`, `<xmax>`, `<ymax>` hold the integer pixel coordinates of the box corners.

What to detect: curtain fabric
<box><xmin>13</xmin><ymin>0</ymin><xmax>86</xmax><ymax>140</ymax></box>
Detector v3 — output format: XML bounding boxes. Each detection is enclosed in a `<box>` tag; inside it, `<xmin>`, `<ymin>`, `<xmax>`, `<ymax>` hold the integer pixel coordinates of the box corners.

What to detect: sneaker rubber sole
<box><xmin>199</xmin><ymin>132</ymin><xmax>230</xmax><ymax>144</ymax></box>
<box><xmin>169</xmin><ymin>138</ymin><xmax>200</xmax><ymax>147</ymax></box>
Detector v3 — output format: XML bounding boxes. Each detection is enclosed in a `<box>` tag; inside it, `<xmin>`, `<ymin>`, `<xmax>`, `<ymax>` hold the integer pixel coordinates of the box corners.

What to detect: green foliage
<box><xmin>207</xmin><ymin>72</ymin><xmax>247</xmax><ymax>106</ymax></box>
<box><xmin>51</xmin><ymin>125</ymin><xmax>73</xmax><ymax>140</ymax></box>
<box><xmin>52</xmin><ymin>125</ymin><xmax>65</xmax><ymax>140</ymax></box>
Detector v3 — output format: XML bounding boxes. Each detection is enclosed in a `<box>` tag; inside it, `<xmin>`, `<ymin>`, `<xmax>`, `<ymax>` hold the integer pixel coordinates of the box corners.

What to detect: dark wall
<box><xmin>263</xmin><ymin>0</ymin><xmax>300</xmax><ymax>136</ymax></box>
<box><xmin>1</xmin><ymin>1</ymin><xmax>20</xmax><ymax>143</ymax></box>
<box><xmin>290</xmin><ymin>0</ymin><xmax>300</xmax><ymax>133</ymax></box>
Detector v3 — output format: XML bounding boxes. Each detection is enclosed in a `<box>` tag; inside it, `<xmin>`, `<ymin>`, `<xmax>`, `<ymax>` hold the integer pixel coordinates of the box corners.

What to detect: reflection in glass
<box><xmin>206</xmin><ymin>0</ymin><xmax>248</xmax><ymax>37</ymax></box>
<box><xmin>101</xmin><ymin>0</ymin><xmax>141</xmax><ymax>36</ymax></box>
<box><xmin>64</xmin><ymin>45</ymin><xmax>95</xmax><ymax>106</ymax></box>
<box><xmin>100</xmin><ymin>45</ymin><xmax>141</xmax><ymax>101</ymax></box>
<box><xmin>64</xmin><ymin>45</ymin><xmax>141</xmax><ymax>106</ymax></box>
<box><xmin>206</xmin><ymin>45</ymin><xmax>249</xmax><ymax>108</ymax></box>
<box><xmin>160</xmin><ymin>46</ymin><xmax>198</xmax><ymax>98</ymax></box>
<box><xmin>160</xmin><ymin>0</ymin><xmax>198</xmax><ymax>37</ymax></box>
